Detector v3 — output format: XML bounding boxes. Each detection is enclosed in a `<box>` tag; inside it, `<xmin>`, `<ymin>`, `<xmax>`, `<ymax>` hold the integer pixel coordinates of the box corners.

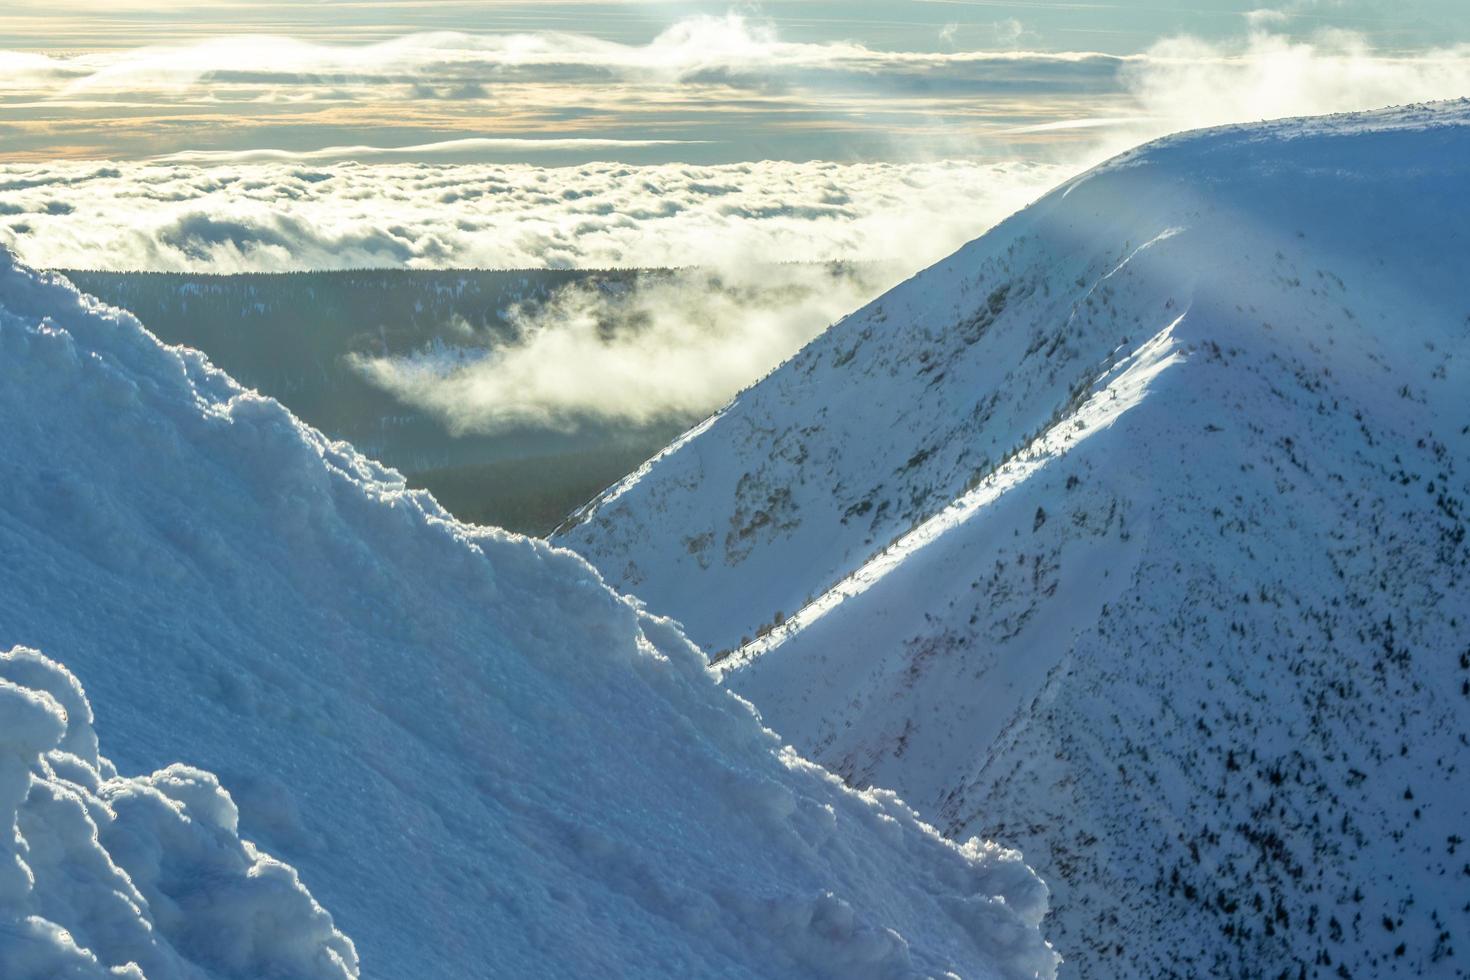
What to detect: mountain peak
<box><xmin>560</xmin><ymin>100</ymin><xmax>1470</xmax><ymax>977</ymax></box>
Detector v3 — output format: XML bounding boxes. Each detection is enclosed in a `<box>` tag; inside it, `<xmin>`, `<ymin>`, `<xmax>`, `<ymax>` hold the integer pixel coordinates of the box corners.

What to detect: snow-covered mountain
<box><xmin>559</xmin><ymin>102</ymin><xmax>1470</xmax><ymax>977</ymax></box>
<box><xmin>0</xmin><ymin>252</ymin><xmax>1057</xmax><ymax>977</ymax></box>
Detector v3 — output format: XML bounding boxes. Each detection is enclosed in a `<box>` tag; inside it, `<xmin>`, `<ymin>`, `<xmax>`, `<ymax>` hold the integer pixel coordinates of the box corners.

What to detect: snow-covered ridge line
<box><xmin>0</xmin><ymin>249</ymin><xmax>1057</xmax><ymax>978</ymax></box>
<box><xmin>560</xmin><ymin>99</ymin><xmax>1470</xmax><ymax>978</ymax></box>
<box><xmin>719</xmin><ymin>313</ymin><xmax>1185</xmax><ymax>671</ymax></box>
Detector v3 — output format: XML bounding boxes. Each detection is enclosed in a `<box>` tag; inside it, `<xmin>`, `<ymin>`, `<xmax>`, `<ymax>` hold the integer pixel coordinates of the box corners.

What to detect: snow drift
<box><xmin>0</xmin><ymin>646</ymin><xmax>356</xmax><ymax>980</ymax></box>
<box><xmin>0</xmin><ymin>249</ymin><xmax>1056</xmax><ymax>977</ymax></box>
<box><xmin>559</xmin><ymin>101</ymin><xmax>1470</xmax><ymax>977</ymax></box>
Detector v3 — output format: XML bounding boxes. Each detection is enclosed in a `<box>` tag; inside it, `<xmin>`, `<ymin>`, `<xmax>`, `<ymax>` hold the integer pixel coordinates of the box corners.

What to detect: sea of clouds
<box><xmin>0</xmin><ymin>156</ymin><xmax>1070</xmax><ymax>432</ymax></box>
<box><xmin>0</xmin><ymin>158</ymin><xmax>1066</xmax><ymax>274</ymax></box>
<box><xmin>7</xmin><ymin>19</ymin><xmax>1467</xmax><ymax>278</ymax></box>
<box><xmin>4</xmin><ymin>16</ymin><xmax>1469</xmax><ymax>432</ymax></box>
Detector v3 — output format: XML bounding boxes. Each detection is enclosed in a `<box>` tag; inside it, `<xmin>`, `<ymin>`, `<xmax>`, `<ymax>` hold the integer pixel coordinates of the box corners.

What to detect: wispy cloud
<box><xmin>7</xmin><ymin>12</ymin><xmax>1469</xmax><ymax>165</ymax></box>
<box><xmin>348</xmin><ymin>263</ymin><xmax>897</xmax><ymax>432</ymax></box>
<box><xmin>0</xmin><ymin>16</ymin><xmax>1136</xmax><ymax>162</ymax></box>
<box><xmin>4</xmin><ymin>17</ymin><xmax>1128</xmax><ymax>101</ymax></box>
<box><xmin>152</xmin><ymin>137</ymin><xmax>709</xmax><ymax>164</ymax></box>
<box><xmin>1120</xmin><ymin>28</ymin><xmax>1470</xmax><ymax>137</ymax></box>
<box><xmin>0</xmin><ymin>150</ymin><xmax>1066</xmax><ymax>434</ymax></box>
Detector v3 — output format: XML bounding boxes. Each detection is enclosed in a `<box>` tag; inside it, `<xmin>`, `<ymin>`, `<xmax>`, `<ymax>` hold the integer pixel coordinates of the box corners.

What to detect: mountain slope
<box><xmin>559</xmin><ymin>102</ymin><xmax>1470</xmax><ymax>977</ymax></box>
<box><xmin>0</xmin><ymin>251</ymin><xmax>1057</xmax><ymax>978</ymax></box>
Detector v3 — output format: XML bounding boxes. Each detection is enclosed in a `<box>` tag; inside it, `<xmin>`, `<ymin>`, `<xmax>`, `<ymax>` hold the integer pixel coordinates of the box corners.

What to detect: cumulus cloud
<box><xmin>0</xmin><ymin>153</ymin><xmax>1069</xmax><ymax>432</ymax></box>
<box><xmin>6</xmin><ymin>20</ymin><xmax>1465</xmax><ymax>274</ymax></box>
<box><xmin>348</xmin><ymin>263</ymin><xmax>899</xmax><ymax>432</ymax></box>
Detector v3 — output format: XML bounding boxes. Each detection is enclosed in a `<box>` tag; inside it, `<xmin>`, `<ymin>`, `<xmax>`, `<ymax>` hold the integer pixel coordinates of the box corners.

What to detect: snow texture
<box><xmin>0</xmin><ymin>249</ymin><xmax>1056</xmax><ymax>977</ymax></box>
<box><xmin>560</xmin><ymin>101</ymin><xmax>1470</xmax><ymax>977</ymax></box>
<box><xmin>0</xmin><ymin>646</ymin><xmax>358</xmax><ymax>980</ymax></box>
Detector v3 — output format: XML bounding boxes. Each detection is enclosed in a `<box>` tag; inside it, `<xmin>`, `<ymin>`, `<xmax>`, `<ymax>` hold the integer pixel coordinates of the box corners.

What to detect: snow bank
<box><xmin>0</xmin><ymin>249</ymin><xmax>1056</xmax><ymax>977</ymax></box>
<box><xmin>0</xmin><ymin>646</ymin><xmax>357</xmax><ymax>980</ymax></box>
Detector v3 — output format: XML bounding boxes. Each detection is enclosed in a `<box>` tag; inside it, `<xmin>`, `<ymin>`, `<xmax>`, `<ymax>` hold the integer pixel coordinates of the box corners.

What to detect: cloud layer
<box><xmin>0</xmin><ymin>157</ymin><xmax>1069</xmax><ymax>273</ymax></box>
<box><xmin>0</xmin><ymin>15</ymin><xmax>1134</xmax><ymax>162</ymax></box>
<box><xmin>349</xmin><ymin>263</ymin><xmax>898</xmax><ymax>433</ymax></box>
<box><xmin>7</xmin><ymin>20</ymin><xmax>1470</xmax><ymax>274</ymax></box>
<box><xmin>8</xmin><ymin>15</ymin><xmax>1470</xmax><ymax>434</ymax></box>
<box><xmin>6</xmin><ymin>12</ymin><xmax>1470</xmax><ymax>164</ymax></box>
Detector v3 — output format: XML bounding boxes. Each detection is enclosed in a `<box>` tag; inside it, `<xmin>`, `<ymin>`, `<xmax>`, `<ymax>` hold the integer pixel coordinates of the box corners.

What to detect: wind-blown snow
<box><xmin>559</xmin><ymin>101</ymin><xmax>1470</xmax><ymax>977</ymax></box>
<box><xmin>0</xmin><ymin>251</ymin><xmax>1056</xmax><ymax>977</ymax></box>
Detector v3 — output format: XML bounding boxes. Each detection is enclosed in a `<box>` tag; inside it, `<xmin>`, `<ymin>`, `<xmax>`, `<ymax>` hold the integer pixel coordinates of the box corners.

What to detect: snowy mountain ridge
<box><xmin>559</xmin><ymin>101</ymin><xmax>1470</xmax><ymax>977</ymax></box>
<box><xmin>0</xmin><ymin>251</ymin><xmax>1057</xmax><ymax>977</ymax></box>
<box><xmin>559</xmin><ymin>101</ymin><xmax>1470</xmax><ymax>655</ymax></box>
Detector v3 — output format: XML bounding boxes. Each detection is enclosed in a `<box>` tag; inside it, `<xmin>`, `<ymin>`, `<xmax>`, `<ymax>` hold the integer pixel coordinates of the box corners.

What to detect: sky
<box><xmin>2</xmin><ymin>1</ymin><xmax>1468</xmax><ymax>164</ymax></box>
<box><xmin>7</xmin><ymin>1</ymin><xmax>1466</xmax><ymax>52</ymax></box>
<box><xmin>3</xmin><ymin>0</ymin><xmax>1469</xmax><ymax>274</ymax></box>
<box><xmin>2</xmin><ymin>1</ymin><xmax>1468</xmax><ymax>429</ymax></box>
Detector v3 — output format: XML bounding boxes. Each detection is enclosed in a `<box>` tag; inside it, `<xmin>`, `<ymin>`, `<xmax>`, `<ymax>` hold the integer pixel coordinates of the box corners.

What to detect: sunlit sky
<box><xmin>2</xmin><ymin>0</ymin><xmax>1468</xmax><ymax>428</ymax></box>
<box><xmin>3</xmin><ymin>1</ymin><xmax>1467</xmax><ymax>163</ymax></box>
<box><xmin>3</xmin><ymin>0</ymin><xmax>1469</xmax><ymax>277</ymax></box>
<box><xmin>7</xmin><ymin>1</ymin><xmax>1465</xmax><ymax>52</ymax></box>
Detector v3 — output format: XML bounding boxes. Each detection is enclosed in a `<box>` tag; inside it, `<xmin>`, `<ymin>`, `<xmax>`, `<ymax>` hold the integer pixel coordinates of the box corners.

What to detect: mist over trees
<box><xmin>67</xmin><ymin>265</ymin><xmax>873</xmax><ymax>533</ymax></box>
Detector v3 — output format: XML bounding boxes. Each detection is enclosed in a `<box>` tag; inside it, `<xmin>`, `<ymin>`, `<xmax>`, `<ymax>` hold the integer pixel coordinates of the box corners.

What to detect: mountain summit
<box><xmin>560</xmin><ymin>102</ymin><xmax>1470</xmax><ymax>977</ymax></box>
